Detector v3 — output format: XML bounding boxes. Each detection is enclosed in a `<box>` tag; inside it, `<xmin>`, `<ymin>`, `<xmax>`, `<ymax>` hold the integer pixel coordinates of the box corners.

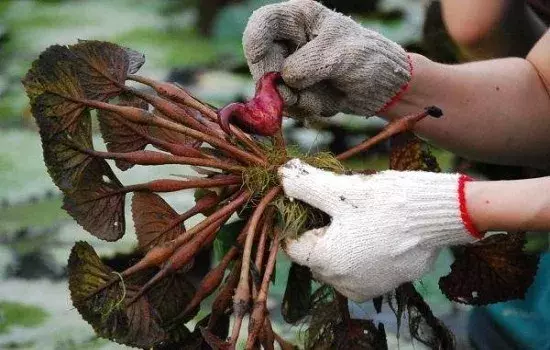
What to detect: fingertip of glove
<box><xmin>284</xmin><ymin>227</ymin><xmax>326</xmax><ymax>264</ymax></box>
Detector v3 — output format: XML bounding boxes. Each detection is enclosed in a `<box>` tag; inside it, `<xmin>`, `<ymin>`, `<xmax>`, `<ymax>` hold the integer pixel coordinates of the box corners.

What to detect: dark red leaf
<box><xmin>63</xmin><ymin>160</ymin><xmax>125</xmax><ymax>241</ymax></box>
<box><xmin>70</xmin><ymin>40</ymin><xmax>144</xmax><ymax>101</ymax></box>
<box><xmin>439</xmin><ymin>233</ymin><xmax>540</xmax><ymax>305</ymax></box>
<box><xmin>22</xmin><ymin>45</ymin><xmax>87</xmax><ymax>133</ymax></box>
<box><xmin>69</xmin><ymin>243</ymin><xmax>198</xmax><ymax>348</ymax></box>
<box><xmin>132</xmin><ymin>192</ymin><xmax>185</xmax><ymax>251</ymax></box>
<box><xmin>68</xmin><ymin>242</ymin><xmax>166</xmax><ymax>348</ymax></box>
<box><xmin>98</xmin><ymin>93</ymin><xmax>150</xmax><ymax>170</ymax></box>
<box><xmin>34</xmin><ymin>110</ymin><xmax>94</xmax><ymax>193</ymax></box>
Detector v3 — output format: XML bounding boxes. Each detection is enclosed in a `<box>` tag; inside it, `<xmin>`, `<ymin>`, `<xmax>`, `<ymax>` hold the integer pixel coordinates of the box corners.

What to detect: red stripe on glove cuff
<box><xmin>377</xmin><ymin>54</ymin><xmax>413</xmax><ymax>114</ymax></box>
<box><xmin>458</xmin><ymin>174</ymin><xmax>483</xmax><ymax>239</ymax></box>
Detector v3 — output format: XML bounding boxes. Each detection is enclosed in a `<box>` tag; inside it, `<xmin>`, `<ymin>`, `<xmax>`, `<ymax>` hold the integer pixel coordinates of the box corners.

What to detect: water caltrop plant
<box><xmin>22</xmin><ymin>40</ymin><xmax>540</xmax><ymax>349</ymax></box>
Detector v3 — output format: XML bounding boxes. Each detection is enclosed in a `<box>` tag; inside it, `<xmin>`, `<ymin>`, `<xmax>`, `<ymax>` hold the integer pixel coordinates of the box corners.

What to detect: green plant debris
<box><xmin>243</xmin><ymin>144</ymin><xmax>344</xmax><ymax>196</ymax></box>
<box><xmin>273</xmin><ymin>196</ymin><xmax>328</xmax><ymax>241</ymax></box>
<box><xmin>0</xmin><ymin>301</ymin><xmax>49</xmax><ymax>334</ymax></box>
<box><xmin>242</xmin><ymin>145</ymin><xmax>343</xmax><ymax>237</ymax></box>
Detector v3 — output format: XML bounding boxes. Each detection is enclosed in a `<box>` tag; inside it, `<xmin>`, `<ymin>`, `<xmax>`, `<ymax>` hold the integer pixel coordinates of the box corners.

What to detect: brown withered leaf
<box><xmin>439</xmin><ymin>233</ymin><xmax>539</xmax><ymax>305</ymax></box>
<box><xmin>68</xmin><ymin>242</ymin><xmax>167</xmax><ymax>348</ymax></box>
<box><xmin>305</xmin><ymin>286</ymin><xmax>387</xmax><ymax>350</ymax></box>
<box><xmin>332</xmin><ymin>319</ymin><xmax>387</xmax><ymax>350</ymax></box>
<box><xmin>63</xmin><ymin>160</ymin><xmax>125</xmax><ymax>241</ymax></box>
<box><xmin>22</xmin><ymin>45</ymin><xmax>87</xmax><ymax>133</ymax></box>
<box><xmin>98</xmin><ymin>93</ymin><xmax>149</xmax><ymax>170</ymax></box>
<box><xmin>282</xmin><ymin>263</ymin><xmax>312</xmax><ymax>324</ymax></box>
<box><xmin>390</xmin><ymin>132</ymin><xmax>440</xmax><ymax>172</ymax></box>
<box><xmin>34</xmin><ymin>109</ymin><xmax>93</xmax><ymax>193</ymax></box>
<box><xmin>132</xmin><ymin>192</ymin><xmax>185</xmax><ymax>251</ymax></box>
<box><xmin>70</xmin><ymin>40</ymin><xmax>145</xmax><ymax>101</ymax></box>
<box><xmin>398</xmin><ymin>283</ymin><xmax>454</xmax><ymax>349</ymax></box>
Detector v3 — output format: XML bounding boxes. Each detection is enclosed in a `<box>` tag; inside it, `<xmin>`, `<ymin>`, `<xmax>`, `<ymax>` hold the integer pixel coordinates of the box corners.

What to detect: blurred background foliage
<box><xmin>0</xmin><ymin>0</ymin><xmax>547</xmax><ymax>349</ymax></box>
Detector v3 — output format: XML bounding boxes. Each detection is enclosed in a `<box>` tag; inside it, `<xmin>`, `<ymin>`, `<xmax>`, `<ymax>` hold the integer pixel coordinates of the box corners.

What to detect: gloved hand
<box><xmin>243</xmin><ymin>0</ymin><xmax>411</xmax><ymax>120</ymax></box>
<box><xmin>278</xmin><ymin>159</ymin><xmax>481</xmax><ymax>302</ymax></box>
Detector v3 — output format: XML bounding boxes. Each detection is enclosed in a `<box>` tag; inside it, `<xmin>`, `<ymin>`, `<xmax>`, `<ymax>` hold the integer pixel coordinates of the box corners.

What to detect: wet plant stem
<box><xmin>82</xmin><ymin>98</ymin><xmax>266</xmax><ymax>166</ymax></box>
<box><xmin>255</xmin><ymin>210</ymin><xmax>274</xmax><ymax>274</ymax></box>
<box><xmin>127</xmin><ymin>215</ymin><xmax>229</xmax><ymax>304</ymax></box>
<box><xmin>83</xmin><ymin>191</ymin><xmax>250</xmax><ymax>302</ymax></box>
<box><xmin>127</xmin><ymin>87</ymin><xmax>226</xmax><ymax>139</ymax></box>
<box><xmin>336</xmin><ymin>108</ymin><xmax>439</xmax><ymax>161</ymax></box>
<box><xmin>111</xmin><ymin>114</ymin><xmax>205</xmax><ymax>158</ymax></box>
<box><xmin>230</xmin><ymin>186</ymin><xmax>281</xmax><ymax>349</ymax></box>
<box><xmin>79</xmin><ymin>148</ymin><xmax>244</xmax><ymax>173</ymax></box>
<box><xmin>127</xmin><ymin>75</ymin><xmax>267</xmax><ymax>161</ymax></box>
<box><xmin>246</xmin><ymin>227</ymin><xmax>279</xmax><ymax>348</ymax></box>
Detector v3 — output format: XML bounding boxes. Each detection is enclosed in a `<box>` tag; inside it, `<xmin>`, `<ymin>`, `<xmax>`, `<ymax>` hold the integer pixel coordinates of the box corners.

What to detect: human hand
<box><xmin>278</xmin><ymin>159</ymin><xmax>480</xmax><ymax>302</ymax></box>
<box><xmin>243</xmin><ymin>0</ymin><xmax>412</xmax><ymax>120</ymax></box>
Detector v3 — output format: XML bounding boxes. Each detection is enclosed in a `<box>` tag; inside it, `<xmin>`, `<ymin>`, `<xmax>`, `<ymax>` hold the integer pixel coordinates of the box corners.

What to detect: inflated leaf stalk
<box><xmin>218</xmin><ymin>71</ymin><xmax>284</xmax><ymax>136</ymax></box>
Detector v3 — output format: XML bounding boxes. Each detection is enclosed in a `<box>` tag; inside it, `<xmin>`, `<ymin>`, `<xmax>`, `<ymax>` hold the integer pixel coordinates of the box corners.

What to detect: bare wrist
<box><xmin>464</xmin><ymin>180</ymin><xmax>489</xmax><ymax>233</ymax></box>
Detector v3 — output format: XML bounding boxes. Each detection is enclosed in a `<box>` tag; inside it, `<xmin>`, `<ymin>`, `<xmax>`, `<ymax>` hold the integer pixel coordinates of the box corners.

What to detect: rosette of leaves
<box><xmin>22</xmin><ymin>40</ymin><xmax>540</xmax><ymax>349</ymax></box>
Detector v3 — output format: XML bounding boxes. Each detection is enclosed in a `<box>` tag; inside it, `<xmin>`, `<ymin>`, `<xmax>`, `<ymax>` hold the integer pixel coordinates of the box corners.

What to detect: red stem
<box><xmin>127</xmin><ymin>74</ymin><xmax>267</xmax><ymax>161</ymax></box>
<box><xmin>245</xmin><ymin>228</ymin><xmax>279</xmax><ymax>348</ymax></box>
<box><xmin>82</xmin><ymin>98</ymin><xmax>266</xmax><ymax>166</ymax></box>
<box><xmin>82</xmin><ymin>191</ymin><xmax>250</xmax><ymax>302</ymax></box>
<box><xmin>111</xmin><ymin>113</ymin><xmax>205</xmax><ymax>158</ymax></box>
<box><xmin>78</xmin><ymin>148</ymin><xmax>244</xmax><ymax>173</ymax></box>
<box><xmin>126</xmin><ymin>215</ymin><xmax>228</xmax><ymax>305</ymax></box>
<box><xmin>230</xmin><ymin>186</ymin><xmax>281</xmax><ymax>349</ymax></box>
<box><xmin>127</xmin><ymin>87</ymin><xmax>226</xmax><ymax>139</ymax></box>
<box><xmin>336</xmin><ymin>108</ymin><xmax>437</xmax><ymax>161</ymax></box>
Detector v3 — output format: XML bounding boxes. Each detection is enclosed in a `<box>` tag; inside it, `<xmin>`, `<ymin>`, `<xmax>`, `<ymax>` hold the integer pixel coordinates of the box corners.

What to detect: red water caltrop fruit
<box><xmin>218</xmin><ymin>72</ymin><xmax>283</xmax><ymax>136</ymax></box>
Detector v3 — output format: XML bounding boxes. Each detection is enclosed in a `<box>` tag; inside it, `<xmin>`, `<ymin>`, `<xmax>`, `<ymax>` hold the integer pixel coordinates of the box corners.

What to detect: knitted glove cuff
<box><xmin>347</xmin><ymin>28</ymin><xmax>413</xmax><ymax>115</ymax></box>
<box><xmin>375</xmin><ymin>54</ymin><xmax>413</xmax><ymax>114</ymax></box>
<box><xmin>404</xmin><ymin>173</ymin><xmax>482</xmax><ymax>248</ymax></box>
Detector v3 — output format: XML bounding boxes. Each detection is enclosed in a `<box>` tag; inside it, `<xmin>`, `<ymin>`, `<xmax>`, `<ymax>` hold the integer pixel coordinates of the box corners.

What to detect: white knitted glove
<box><xmin>243</xmin><ymin>0</ymin><xmax>411</xmax><ymax>120</ymax></box>
<box><xmin>278</xmin><ymin>159</ymin><xmax>481</xmax><ymax>302</ymax></box>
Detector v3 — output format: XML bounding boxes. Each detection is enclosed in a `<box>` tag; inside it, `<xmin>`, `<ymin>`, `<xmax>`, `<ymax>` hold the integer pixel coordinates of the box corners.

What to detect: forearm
<box><xmin>382</xmin><ymin>51</ymin><xmax>550</xmax><ymax>168</ymax></box>
<box><xmin>466</xmin><ymin>177</ymin><xmax>550</xmax><ymax>232</ymax></box>
<box><xmin>441</xmin><ymin>0</ymin><xmax>546</xmax><ymax>59</ymax></box>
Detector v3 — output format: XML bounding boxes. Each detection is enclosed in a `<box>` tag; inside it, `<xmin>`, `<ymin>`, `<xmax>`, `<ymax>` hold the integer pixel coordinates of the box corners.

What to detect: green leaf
<box><xmin>63</xmin><ymin>160</ymin><xmax>125</xmax><ymax>241</ymax></box>
<box><xmin>213</xmin><ymin>219</ymin><xmax>246</xmax><ymax>261</ymax></box>
<box><xmin>281</xmin><ymin>263</ymin><xmax>312</xmax><ymax>324</ymax></box>
<box><xmin>0</xmin><ymin>302</ymin><xmax>49</xmax><ymax>334</ymax></box>
<box><xmin>523</xmin><ymin>231</ymin><xmax>550</xmax><ymax>253</ymax></box>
